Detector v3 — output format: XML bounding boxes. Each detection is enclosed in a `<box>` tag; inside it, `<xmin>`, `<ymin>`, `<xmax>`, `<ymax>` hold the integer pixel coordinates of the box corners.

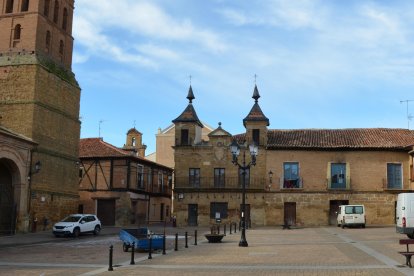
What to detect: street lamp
<box><xmin>230</xmin><ymin>139</ymin><xmax>258</xmax><ymax>247</ymax></box>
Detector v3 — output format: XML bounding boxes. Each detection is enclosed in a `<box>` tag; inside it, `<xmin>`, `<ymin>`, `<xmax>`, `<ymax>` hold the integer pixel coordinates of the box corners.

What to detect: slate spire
<box><xmin>243</xmin><ymin>84</ymin><xmax>269</xmax><ymax>127</ymax></box>
<box><xmin>172</xmin><ymin>85</ymin><xmax>203</xmax><ymax>127</ymax></box>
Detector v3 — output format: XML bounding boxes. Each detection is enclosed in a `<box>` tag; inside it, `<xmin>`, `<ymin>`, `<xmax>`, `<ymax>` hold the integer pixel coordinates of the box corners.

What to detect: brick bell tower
<box><xmin>0</xmin><ymin>0</ymin><xmax>81</xmax><ymax>231</ymax></box>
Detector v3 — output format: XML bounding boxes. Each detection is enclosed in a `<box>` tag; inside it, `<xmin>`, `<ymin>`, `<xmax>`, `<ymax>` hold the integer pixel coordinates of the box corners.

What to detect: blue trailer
<box><xmin>119</xmin><ymin>228</ymin><xmax>163</xmax><ymax>252</ymax></box>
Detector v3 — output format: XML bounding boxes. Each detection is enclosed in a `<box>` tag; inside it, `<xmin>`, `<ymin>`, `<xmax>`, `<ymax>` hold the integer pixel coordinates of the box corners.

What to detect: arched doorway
<box><xmin>0</xmin><ymin>161</ymin><xmax>15</xmax><ymax>235</ymax></box>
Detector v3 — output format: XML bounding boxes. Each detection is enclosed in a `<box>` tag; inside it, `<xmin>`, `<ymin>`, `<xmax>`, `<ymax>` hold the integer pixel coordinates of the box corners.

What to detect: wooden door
<box><xmin>0</xmin><ymin>162</ymin><xmax>14</xmax><ymax>235</ymax></box>
<box><xmin>284</xmin><ymin>202</ymin><xmax>296</xmax><ymax>226</ymax></box>
<box><xmin>97</xmin><ymin>199</ymin><xmax>116</xmax><ymax>226</ymax></box>
<box><xmin>187</xmin><ymin>204</ymin><xmax>198</xmax><ymax>226</ymax></box>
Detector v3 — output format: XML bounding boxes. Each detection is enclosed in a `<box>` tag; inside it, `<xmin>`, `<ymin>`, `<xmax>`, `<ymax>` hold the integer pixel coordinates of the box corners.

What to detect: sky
<box><xmin>73</xmin><ymin>0</ymin><xmax>414</xmax><ymax>155</ymax></box>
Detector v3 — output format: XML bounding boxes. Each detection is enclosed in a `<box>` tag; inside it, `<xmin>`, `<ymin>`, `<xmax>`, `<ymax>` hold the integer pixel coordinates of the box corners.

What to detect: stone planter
<box><xmin>205</xmin><ymin>234</ymin><xmax>225</xmax><ymax>243</ymax></box>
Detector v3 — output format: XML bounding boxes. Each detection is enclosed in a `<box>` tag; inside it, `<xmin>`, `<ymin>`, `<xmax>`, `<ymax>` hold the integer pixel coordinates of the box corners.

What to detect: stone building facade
<box><xmin>79</xmin><ymin>129</ymin><xmax>173</xmax><ymax>226</ymax></box>
<box><xmin>0</xmin><ymin>0</ymin><xmax>80</xmax><ymax>232</ymax></box>
<box><xmin>173</xmin><ymin>85</ymin><xmax>414</xmax><ymax>227</ymax></box>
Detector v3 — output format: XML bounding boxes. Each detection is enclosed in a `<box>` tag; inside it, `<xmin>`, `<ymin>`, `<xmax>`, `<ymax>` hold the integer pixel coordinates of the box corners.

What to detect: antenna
<box><xmin>99</xmin><ymin>120</ymin><xmax>106</xmax><ymax>137</ymax></box>
<box><xmin>400</xmin><ymin>100</ymin><xmax>414</xmax><ymax>129</ymax></box>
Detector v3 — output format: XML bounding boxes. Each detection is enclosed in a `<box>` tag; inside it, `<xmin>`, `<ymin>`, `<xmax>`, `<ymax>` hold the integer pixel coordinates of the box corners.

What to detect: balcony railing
<box><xmin>326</xmin><ymin>178</ymin><xmax>351</xmax><ymax>190</ymax></box>
<box><xmin>382</xmin><ymin>178</ymin><xmax>410</xmax><ymax>190</ymax></box>
<box><xmin>174</xmin><ymin>176</ymin><xmax>266</xmax><ymax>190</ymax></box>
<box><xmin>280</xmin><ymin>178</ymin><xmax>303</xmax><ymax>189</ymax></box>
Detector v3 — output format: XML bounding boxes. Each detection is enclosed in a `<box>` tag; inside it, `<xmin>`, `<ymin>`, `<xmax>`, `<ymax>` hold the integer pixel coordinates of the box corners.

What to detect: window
<box><xmin>158</xmin><ymin>172</ymin><xmax>164</xmax><ymax>192</ymax></box>
<box><xmin>53</xmin><ymin>0</ymin><xmax>59</xmax><ymax>23</ymax></box>
<box><xmin>14</xmin><ymin>24</ymin><xmax>21</xmax><ymax>40</ymax></box>
<box><xmin>214</xmin><ymin>168</ymin><xmax>225</xmax><ymax>188</ymax></box>
<box><xmin>45</xmin><ymin>31</ymin><xmax>51</xmax><ymax>51</ymax></box>
<box><xmin>239</xmin><ymin>168</ymin><xmax>250</xmax><ymax>188</ymax></box>
<box><xmin>387</xmin><ymin>163</ymin><xmax>402</xmax><ymax>189</ymax></box>
<box><xmin>131</xmin><ymin>137</ymin><xmax>136</xmax><ymax>146</ymax></box>
<box><xmin>210</xmin><ymin>202</ymin><xmax>228</xmax><ymax>219</ymax></box>
<box><xmin>345</xmin><ymin>206</ymin><xmax>363</xmax><ymax>214</ymax></box>
<box><xmin>44</xmin><ymin>0</ymin><xmax>50</xmax><ymax>16</ymax></box>
<box><xmin>137</xmin><ymin>165</ymin><xmax>144</xmax><ymax>189</ymax></box>
<box><xmin>6</xmin><ymin>0</ymin><xmax>14</xmax><ymax>13</ymax></box>
<box><xmin>59</xmin><ymin>40</ymin><xmax>64</xmax><ymax>54</ymax></box>
<box><xmin>331</xmin><ymin>163</ymin><xmax>346</xmax><ymax>189</ymax></box>
<box><xmin>62</xmin><ymin>7</ymin><xmax>68</xmax><ymax>30</ymax></box>
<box><xmin>181</xmin><ymin>129</ymin><xmax>189</xmax><ymax>145</ymax></box>
<box><xmin>252</xmin><ymin>129</ymin><xmax>260</xmax><ymax>145</ymax></box>
<box><xmin>283</xmin><ymin>162</ymin><xmax>301</xmax><ymax>188</ymax></box>
<box><xmin>189</xmin><ymin>168</ymin><xmax>200</xmax><ymax>188</ymax></box>
<box><xmin>21</xmin><ymin>0</ymin><xmax>29</xmax><ymax>11</ymax></box>
<box><xmin>147</xmin><ymin>168</ymin><xmax>152</xmax><ymax>187</ymax></box>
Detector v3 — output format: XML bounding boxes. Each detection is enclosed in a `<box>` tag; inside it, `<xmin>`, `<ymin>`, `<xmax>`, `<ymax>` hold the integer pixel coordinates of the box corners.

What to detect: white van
<box><xmin>396</xmin><ymin>193</ymin><xmax>414</xmax><ymax>239</ymax></box>
<box><xmin>336</xmin><ymin>205</ymin><xmax>366</xmax><ymax>228</ymax></box>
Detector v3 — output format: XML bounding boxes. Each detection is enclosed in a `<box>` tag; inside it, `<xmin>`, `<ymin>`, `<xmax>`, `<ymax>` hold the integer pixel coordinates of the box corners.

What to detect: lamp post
<box><xmin>230</xmin><ymin>140</ymin><xmax>258</xmax><ymax>247</ymax></box>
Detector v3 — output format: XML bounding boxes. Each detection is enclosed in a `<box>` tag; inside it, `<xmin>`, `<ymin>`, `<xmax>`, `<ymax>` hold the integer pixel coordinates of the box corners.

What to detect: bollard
<box><xmin>234</xmin><ymin>222</ymin><xmax>237</xmax><ymax>233</ymax></box>
<box><xmin>175</xmin><ymin>233</ymin><xmax>178</xmax><ymax>251</ymax></box>
<box><xmin>194</xmin><ymin>230</ymin><xmax>197</xmax><ymax>246</ymax></box>
<box><xmin>230</xmin><ymin>223</ymin><xmax>232</xmax><ymax>234</ymax></box>
<box><xmin>148</xmin><ymin>235</ymin><xmax>153</xmax><ymax>259</ymax></box>
<box><xmin>130</xmin><ymin>242</ymin><xmax>135</xmax><ymax>265</ymax></box>
<box><xmin>185</xmin><ymin>232</ymin><xmax>188</xmax><ymax>248</ymax></box>
<box><xmin>162</xmin><ymin>233</ymin><xmax>166</xmax><ymax>255</ymax></box>
<box><xmin>224</xmin><ymin>224</ymin><xmax>226</xmax><ymax>236</ymax></box>
<box><xmin>108</xmin><ymin>245</ymin><xmax>114</xmax><ymax>271</ymax></box>
<box><xmin>217</xmin><ymin>225</ymin><xmax>220</xmax><ymax>234</ymax></box>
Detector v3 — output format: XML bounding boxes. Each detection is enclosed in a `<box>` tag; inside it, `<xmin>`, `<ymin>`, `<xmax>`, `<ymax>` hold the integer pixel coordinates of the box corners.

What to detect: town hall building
<box><xmin>172</xmin><ymin>85</ymin><xmax>414</xmax><ymax>227</ymax></box>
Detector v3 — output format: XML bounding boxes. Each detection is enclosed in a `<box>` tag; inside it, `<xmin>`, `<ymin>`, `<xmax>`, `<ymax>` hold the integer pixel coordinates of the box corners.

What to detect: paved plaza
<box><xmin>1</xmin><ymin>226</ymin><xmax>414</xmax><ymax>275</ymax></box>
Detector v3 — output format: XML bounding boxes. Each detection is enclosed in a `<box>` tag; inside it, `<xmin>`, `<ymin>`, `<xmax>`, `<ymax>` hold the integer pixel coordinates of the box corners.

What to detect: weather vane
<box><xmin>189</xmin><ymin>75</ymin><xmax>192</xmax><ymax>85</ymax></box>
<box><xmin>254</xmin><ymin>74</ymin><xmax>257</xmax><ymax>85</ymax></box>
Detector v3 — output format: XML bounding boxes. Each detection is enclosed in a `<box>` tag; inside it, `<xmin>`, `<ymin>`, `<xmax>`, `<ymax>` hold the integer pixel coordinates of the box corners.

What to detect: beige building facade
<box><xmin>0</xmin><ymin>0</ymin><xmax>80</xmax><ymax>232</ymax></box>
<box><xmin>173</xmin><ymin>85</ymin><xmax>414</xmax><ymax>227</ymax></box>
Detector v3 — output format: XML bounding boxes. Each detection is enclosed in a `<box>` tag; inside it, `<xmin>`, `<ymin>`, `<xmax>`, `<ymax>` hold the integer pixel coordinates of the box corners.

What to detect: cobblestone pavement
<box><xmin>1</xmin><ymin>226</ymin><xmax>414</xmax><ymax>275</ymax></box>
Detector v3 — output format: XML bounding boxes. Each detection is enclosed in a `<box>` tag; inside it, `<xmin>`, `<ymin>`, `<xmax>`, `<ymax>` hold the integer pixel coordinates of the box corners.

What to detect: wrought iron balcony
<box><xmin>174</xmin><ymin>176</ymin><xmax>266</xmax><ymax>191</ymax></box>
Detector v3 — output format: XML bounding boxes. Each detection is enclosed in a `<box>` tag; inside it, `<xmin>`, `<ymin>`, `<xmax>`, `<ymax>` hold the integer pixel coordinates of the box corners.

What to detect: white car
<box><xmin>53</xmin><ymin>214</ymin><xmax>102</xmax><ymax>237</ymax></box>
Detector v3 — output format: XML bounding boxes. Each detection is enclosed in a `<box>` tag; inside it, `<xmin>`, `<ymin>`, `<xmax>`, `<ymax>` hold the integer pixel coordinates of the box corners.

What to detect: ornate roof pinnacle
<box><xmin>252</xmin><ymin>85</ymin><xmax>260</xmax><ymax>103</ymax></box>
<box><xmin>187</xmin><ymin>85</ymin><xmax>195</xmax><ymax>103</ymax></box>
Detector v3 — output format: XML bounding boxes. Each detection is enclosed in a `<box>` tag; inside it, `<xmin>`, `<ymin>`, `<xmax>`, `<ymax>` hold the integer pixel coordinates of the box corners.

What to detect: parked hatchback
<box><xmin>53</xmin><ymin>214</ymin><xmax>101</xmax><ymax>237</ymax></box>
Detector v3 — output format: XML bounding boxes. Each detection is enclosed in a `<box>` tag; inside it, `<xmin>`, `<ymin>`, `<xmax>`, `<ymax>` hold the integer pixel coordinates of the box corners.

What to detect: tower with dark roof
<box><xmin>172</xmin><ymin>85</ymin><xmax>204</xmax><ymax>146</ymax></box>
<box><xmin>243</xmin><ymin>85</ymin><xmax>270</xmax><ymax>147</ymax></box>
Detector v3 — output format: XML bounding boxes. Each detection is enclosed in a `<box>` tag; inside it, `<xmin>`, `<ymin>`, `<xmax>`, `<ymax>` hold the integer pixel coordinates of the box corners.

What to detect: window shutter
<box><xmin>327</xmin><ymin>162</ymin><xmax>331</xmax><ymax>189</ymax></box>
<box><xmin>346</xmin><ymin>163</ymin><xmax>351</xmax><ymax>189</ymax></box>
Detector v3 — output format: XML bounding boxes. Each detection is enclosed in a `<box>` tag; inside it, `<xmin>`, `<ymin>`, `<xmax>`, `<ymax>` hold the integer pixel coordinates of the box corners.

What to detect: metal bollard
<box><xmin>185</xmin><ymin>232</ymin><xmax>188</xmax><ymax>248</ymax></box>
<box><xmin>194</xmin><ymin>230</ymin><xmax>197</xmax><ymax>245</ymax></box>
<box><xmin>108</xmin><ymin>245</ymin><xmax>113</xmax><ymax>271</ymax></box>
<box><xmin>130</xmin><ymin>242</ymin><xmax>135</xmax><ymax>265</ymax></box>
<box><xmin>162</xmin><ymin>233</ymin><xmax>166</xmax><ymax>255</ymax></box>
<box><xmin>217</xmin><ymin>225</ymin><xmax>220</xmax><ymax>234</ymax></box>
<box><xmin>224</xmin><ymin>224</ymin><xmax>226</xmax><ymax>236</ymax></box>
<box><xmin>230</xmin><ymin>223</ymin><xmax>232</xmax><ymax>234</ymax></box>
<box><xmin>148</xmin><ymin>235</ymin><xmax>153</xmax><ymax>259</ymax></box>
<box><xmin>234</xmin><ymin>222</ymin><xmax>237</xmax><ymax>233</ymax></box>
<box><xmin>175</xmin><ymin>233</ymin><xmax>178</xmax><ymax>251</ymax></box>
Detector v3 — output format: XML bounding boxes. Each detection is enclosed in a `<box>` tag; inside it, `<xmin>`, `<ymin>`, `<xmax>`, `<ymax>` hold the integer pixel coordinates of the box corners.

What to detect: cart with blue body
<box><xmin>119</xmin><ymin>228</ymin><xmax>163</xmax><ymax>252</ymax></box>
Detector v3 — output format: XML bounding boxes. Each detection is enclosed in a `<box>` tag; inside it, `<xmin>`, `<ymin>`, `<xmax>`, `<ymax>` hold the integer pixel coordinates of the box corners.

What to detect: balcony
<box><xmin>174</xmin><ymin>176</ymin><xmax>266</xmax><ymax>191</ymax></box>
<box><xmin>326</xmin><ymin>178</ymin><xmax>351</xmax><ymax>190</ymax></box>
<box><xmin>382</xmin><ymin>178</ymin><xmax>410</xmax><ymax>192</ymax></box>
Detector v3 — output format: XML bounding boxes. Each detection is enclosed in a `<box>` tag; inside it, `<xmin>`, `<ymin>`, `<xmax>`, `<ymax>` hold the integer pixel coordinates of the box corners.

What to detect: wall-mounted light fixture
<box><xmin>268</xmin><ymin>170</ymin><xmax>273</xmax><ymax>184</ymax></box>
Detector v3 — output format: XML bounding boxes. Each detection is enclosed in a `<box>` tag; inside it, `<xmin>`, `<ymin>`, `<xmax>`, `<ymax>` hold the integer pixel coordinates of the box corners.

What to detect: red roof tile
<box><xmin>234</xmin><ymin>128</ymin><xmax>414</xmax><ymax>150</ymax></box>
<box><xmin>79</xmin><ymin>138</ymin><xmax>130</xmax><ymax>158</ymax></box>
<box><xmin>266</xmin><ymin>128</ymin><xmax>414</xmax><ymax>150</ymax></box>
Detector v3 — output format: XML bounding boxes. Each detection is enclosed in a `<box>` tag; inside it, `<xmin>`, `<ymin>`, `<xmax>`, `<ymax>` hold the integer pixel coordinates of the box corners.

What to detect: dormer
<box><xmin>172</xmin><ymin>85</ymin><xmax>204</xmax><ymax>146</ymax></box>
<box><xmin>123</xmin><ymin>127</ymin><xmax>147</xmax><ymax>157</ymax></box>
<box><xmin>208</xmin><ymin>122</ymin><xmax>232</xmax><ymax>147</ymax></box>
<box><xmin>243</xmin><ymin>85</ymin><xmax>269</xmax><ymax>146</ymax></box>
